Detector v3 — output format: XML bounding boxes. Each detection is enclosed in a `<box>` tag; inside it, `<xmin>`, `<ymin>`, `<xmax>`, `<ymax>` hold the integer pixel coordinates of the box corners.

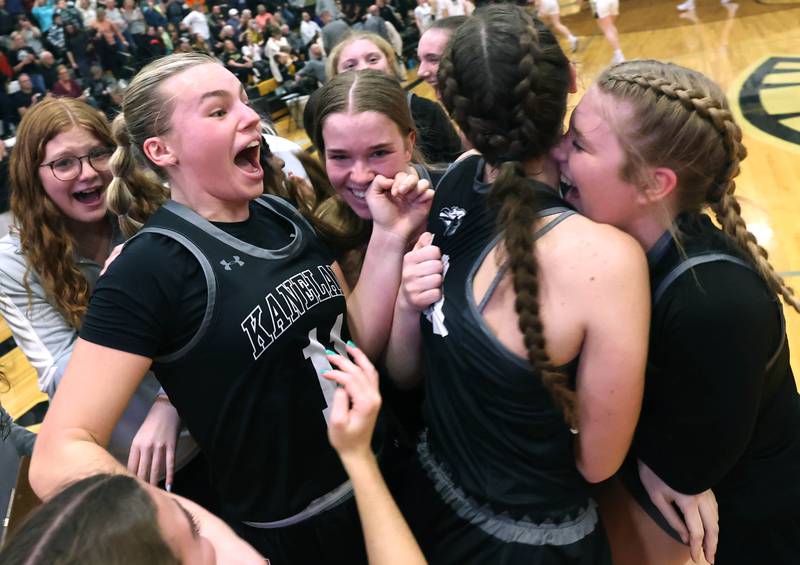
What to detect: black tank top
<box><xmin>137</xmin><ymin>196</ymin><xmax>351</xmax><ymax>523</ymax></box>
<box><xmin>620</xmin><ymin>213</ymin><xmax>800</xmax><ymax>532</ymax></box>
<box><xmin>421</xmin><ymin>155</ymin><xmax>589</xmax><ymax>521</ymax></box>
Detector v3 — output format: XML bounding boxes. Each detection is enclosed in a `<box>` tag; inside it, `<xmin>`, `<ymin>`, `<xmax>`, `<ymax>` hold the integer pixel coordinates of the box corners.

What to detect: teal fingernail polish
<box><xmin>320</xmin><ymin>368</ymin><xmax>330</xmax><ymax>374</ymax></box>
<box><xmin>346</xmin><ymin>340</ymin><xmax>356</xmax><ymax>348</ymax></box>
<box><xmin>325</xmin><ymin>349</ymin><xmax>336</xmax><ymax>355</ymax></box>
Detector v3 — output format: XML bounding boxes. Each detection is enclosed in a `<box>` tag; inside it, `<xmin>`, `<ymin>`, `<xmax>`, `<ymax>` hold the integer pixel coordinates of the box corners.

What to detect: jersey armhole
<box><xmin>127</xmin><ymin>227</ymin><xmax>217</xmax><ymax>364</ymax></box>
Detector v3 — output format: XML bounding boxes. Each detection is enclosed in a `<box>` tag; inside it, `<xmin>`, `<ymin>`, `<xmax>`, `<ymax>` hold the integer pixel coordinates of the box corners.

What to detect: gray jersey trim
<box><xmin>417</xmin><ymin>432</ymin><xmax>599</xmax><ymax>546</ymax></box>
<box><xmin>476</xmin><ymin>208</ymin><xmax>575</xmax><ymax>314</ymax></box>
<box><xmin>653</xmin><ymin>253</ymin><xmax>787</xmax><ymax>372</ymax></box>
<box><xmin>129</xmin><ymin>227</ymin><xmax>217</xmax><ymax>364</ymax></box>
<box><xmin>242</xmin><ymin>480</ymin><xmax>354</xmax><ymax>529</ymax></box>
<box><xmin>652</xmin><ymin>253</ymin><xmax>752</xmax><ymax>305</ymax></box>
<box><xmin>163</xmin><ymin>196</ymin><xmax>304</xmax><ymax>260</ymax></box>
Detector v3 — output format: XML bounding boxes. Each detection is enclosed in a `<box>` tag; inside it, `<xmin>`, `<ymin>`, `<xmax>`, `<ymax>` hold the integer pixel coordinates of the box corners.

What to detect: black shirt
<box><xmin>409</xmin><ymin>93</ymin><xmax>463</xmax><ymax>165</ymax></box>
<box><xmin>420</xmin><ymin>155</ymin><xmax>588</xmax><ymax>521</ymax></box>
<box><xmin>82</xmin><ymin>196</ymin><xmax>352</xmax><ymax>523</ymax></box>
<box><xmin>622</xmin><ymin>213</ymin><xmax>800</xmax><ymax>523</ymax></box>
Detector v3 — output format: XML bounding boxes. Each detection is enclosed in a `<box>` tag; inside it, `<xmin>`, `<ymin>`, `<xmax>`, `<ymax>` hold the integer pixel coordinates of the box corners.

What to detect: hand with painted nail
<box><xmin>367</xmin><ymin>168</ymin><xmax>434</xmax><ymax>243</ymax></box>
<box><xmin>638</xmin><ymin>459</ymin><xmax>719</xmax><ymax>564</ymax></box>
<box><xmin>323</xmin><ymin>342</ymin><xmax>382</xmax><ymax>462</ymax></box>
<box><xmin>400</xmin><ymin>231</ymin><xmax>443</xmax><ymax>312</ymax></box>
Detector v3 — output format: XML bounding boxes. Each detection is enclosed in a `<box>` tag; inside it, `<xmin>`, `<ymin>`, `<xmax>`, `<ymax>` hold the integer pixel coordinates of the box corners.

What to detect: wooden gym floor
<box><xmin>277</xmin><ymin>0</ymin><xmax>800</xmax><ymax>382</ymax></box>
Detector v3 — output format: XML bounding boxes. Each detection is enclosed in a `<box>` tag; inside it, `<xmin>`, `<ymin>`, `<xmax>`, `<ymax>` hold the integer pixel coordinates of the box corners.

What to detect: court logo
<box><xmin>733</xmin><ymin>56</ymin><xmax>800</xmax><ymax>152</ymax></box>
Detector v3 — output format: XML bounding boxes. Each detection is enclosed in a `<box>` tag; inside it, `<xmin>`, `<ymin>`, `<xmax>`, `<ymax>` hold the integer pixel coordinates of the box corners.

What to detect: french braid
<box><xmin>440</xmin><ymin>6</ymin><xmax>576</xmax><ymax>426</ymax></box>
<box><xmin>599</xmin><ymin>61</ymin><xmax>800</xmax><ymax>313</ymax></box>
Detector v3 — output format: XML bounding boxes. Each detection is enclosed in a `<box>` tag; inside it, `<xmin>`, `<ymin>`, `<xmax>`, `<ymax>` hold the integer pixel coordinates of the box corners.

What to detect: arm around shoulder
<box><xmin>30</xmin><ymin>338</ymin><xmax>153</xmax><ymax>500</ymax></box>
<box><xmin>568</xmin><ymin>224</ymin><xmax>650</xmax><ymax>483</ymax></box>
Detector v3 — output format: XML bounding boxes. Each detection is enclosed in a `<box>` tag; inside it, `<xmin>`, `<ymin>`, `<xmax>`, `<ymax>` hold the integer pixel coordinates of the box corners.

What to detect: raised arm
<box><xmin>325</xmin><ymin>343</ymin><xmax>427</xmax><ymax>565</ymax></box>
<box><xmin>383</xmin><ymin>231</ymin><xmax>442</xmax><ymax>388</ymax></box>
<box><xmin>344</xmin><ymin>170</ymin><xmax>433</xmax><ymax>360</ymax></box>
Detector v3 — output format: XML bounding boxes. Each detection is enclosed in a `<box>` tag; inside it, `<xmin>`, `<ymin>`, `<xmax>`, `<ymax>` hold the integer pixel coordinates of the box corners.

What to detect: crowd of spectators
<box><xmin>0</xmin><ymin>0</ymin><xmax>429</xmax><ymax>139</ymax></box>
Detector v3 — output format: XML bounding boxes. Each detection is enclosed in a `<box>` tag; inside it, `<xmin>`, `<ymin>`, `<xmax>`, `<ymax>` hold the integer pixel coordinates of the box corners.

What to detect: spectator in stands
<box><xmin>320</xmin><ymin>9</ymin><xmax>350</xmax><ymax>54</ymax></box>
<box><xmin>54</xmin><ymin>0</ymin><xmax>83</xmax><ymax>30</ymax></box>
<box><xmin>226</xmin><ymin>7</ymin><xmax>240</xmax><ymax>30</ymax></box>
<box><xmin>31</xmin><ymin>0</ymin><xmax>56</xmax><ymax>33</ymax></box>
<box><xmin>104</xmin><ymin>0</ymin><xmax>129</xmax><ymax>38</ymax></box>
<box><xmin>376</xmin><ymin>0</ymin><xmax>404</xmax><ymax>31</ymax></box>
<box><xmin>300</xmin><ymin>10</ymin><xmax>321</xmax><ymax>48</ymax></box>
<box><xmin>264</xmin><ymin>27</ymin><xmax>290</xmax><ymax>81</ymax></box>
<box><xmin>18</xmin><ymin>17</ymin><xmax>45</xmax><ymax>55</ymax></box>
<box><xmin>190</xmin><ymin>32</ymin><xmax>212</xmax><ymax>54</ymax></box>
<box><xmin>139</xmin><ymin>24</ymin><xmax>167</xmax><ymax>60</ymax></box>
<box><xmin>39</xmin><ymin>50</ymin><xmax>59</xmax><ymax>90</ymax></box>
<box><xmin>296</xmin><ymin>42</ymin><xmax>326</xmax><ymax>84</ymax></box>
<box><xmin>164</xmin><ymin>0</ymin><xmax>183</xmax><ymax>25</ymax></box>
<box><xmin>240</xmin><ymin>18</ymin><xmax>262</xmax><ymax>46</ymax></box>
<box><xmin>86</xmin><ymin>63</ymin><xmax>115</xmax><ymax>112</ymax></box>
<box><xmin>121</xmin><ymin>0</ymin><xmax>147</xmax><ymax>53</ymax></box>
<box><xmin>254</xmin><ymin>3</ymin><xmax>271</xmax><ymax>31</ymax></box>
<box><xmin>282</xmin><ymin>23</ymin><xmax>304</xmax><ymax>54</ymax></box>
<box><xmin>51</xmin><ymin>64</ymin><xmax>86</xmax><ymax>99</ymax></box>
<box><xmin>413</xmin><ymin>0</ymin><xmax>432</xmax><ymax>34</ymax></box>
<box><xmin>241</xmin><ymin>31</ymin><xmax>262</xmax><ymax>65</ymax></box>
<box><xmin>9</xmin><ymin>32</ymin><xmax>46</xmax><ymax>93</ymax></box>
<box><xmin>45</xmin><ymin>12</ymin><xmax>66</xmax><ymax>58</ymax></box>
<box><xmin>64</xmin><ymin>21</ymin><xmax>92</xmax><ymax>80</ymax></box>
<box><xmin>76</xmin><ymin>0</ymin><xmax>96</xmax><ymax>27</ymax></box>
<box><xmin>10</xmin><ymin>74</ymin><xmax>44</xmax><ymax>125</ymax></box>
<box><xmin>91</xmin><ymin>7</ymin><xmax>128</xmax><ymax>78</ymax></box>
<box><xmin>181</xmin><ymin>4</ymin><xmax>210</xmax><ymax>41</ymax></box>
<box><xmin>142</xmin><ymin>0</ymin><xmax>167</xmax><ymax>29</ymax></box>
<box><xmin>206</xmin><ymin>4</ymin><xmax>224</xmax><ymax>36</ymax></box>
<box><xmin>341</xmin><ymin>1</ymin><xmax>363</xmax><ymax>26</ymax></box>
<box><xmin>364</xmin><ymin>5</ymin><xmax>389</xmax><ymax>41</ymax></box>
<box><xmin>222</xmin><ymin>38</ymin><xmax>252</xmax><ymax>83</ymax></box>
<box><xmin>316</xmin><ymin>0</ymin><xmax>338</xmax><ymax>19</ymax></box>
<box><xmin>0</xmin><ymin>0</ymin><xmax>14</xmax><ymax>37</ymax></box>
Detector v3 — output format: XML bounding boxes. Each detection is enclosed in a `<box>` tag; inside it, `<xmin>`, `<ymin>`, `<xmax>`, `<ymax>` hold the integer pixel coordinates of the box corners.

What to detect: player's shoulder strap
<box><xmin>653</xmin><ymin>251</ymin><xmax>786</xmax><ymax>373</ymax></box>
<box><xmin>126</xmin><ymin>219</ymin><xmax>218</xmax><ymax>365</ymax></box>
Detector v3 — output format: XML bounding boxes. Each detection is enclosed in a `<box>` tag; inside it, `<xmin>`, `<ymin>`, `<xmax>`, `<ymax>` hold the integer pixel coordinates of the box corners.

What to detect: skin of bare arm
<box><xmin>29</xmin><ymin>339</ymin><xmax>264</xmax><ymax>562</ymax></box>
<box><xmin>383</xmin><ymin>231</ymin><xmax>442</xmax><ymax>388</ymax></box>
<box><xmin>562</xmin><ymin>220</ymin><xmax>650</xmax><ymax>482</ymax></box>
<box><xmin>325</xmin><ymin>343</ymin><xmax>427</xmax><ymax>565</ymax></box>
<box><xmin>340</xmin><ymin>170</ymin><xmax>434</xmax><ymax>361</ymax></box>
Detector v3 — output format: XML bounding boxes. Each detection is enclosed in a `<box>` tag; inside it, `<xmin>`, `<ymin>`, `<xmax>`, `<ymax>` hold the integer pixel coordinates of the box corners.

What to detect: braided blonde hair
<box><xmin>107</xmin><ymin>53</ymin><xmax>218</xmax><ymax>238</ymax></box>
<box><xmin>598</xmin><ymin>60</ymin><xmax>800</xmax><ymax>313</ymax></box>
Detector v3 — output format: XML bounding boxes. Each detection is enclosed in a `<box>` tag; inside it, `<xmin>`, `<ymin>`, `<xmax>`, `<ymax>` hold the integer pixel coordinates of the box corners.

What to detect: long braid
<box><xmin>439</xmin><ymin>7</ymin><xmax>576</xmax><ymax>426</ymax></box>
<box><xmin>601</xmin><ymin>65</ymin><xmax>800</xmax><ymax>313</ymax></box>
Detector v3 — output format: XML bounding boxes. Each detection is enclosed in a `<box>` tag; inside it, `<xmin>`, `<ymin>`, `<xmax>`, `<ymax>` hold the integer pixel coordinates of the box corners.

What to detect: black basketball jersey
<box><xmin>620</xmin><ymin>213</ymin><xmax>800</xmax><ymax>536</ymax></box>
<box><xmin>420</xmin><ymin>155</ymin><xmax>591</xmax><ymax>521</ymax></box>
<box><xmin>136</xmin><ymin>195</ymin><xmax>351</xmax><ymax>523</ymax></box>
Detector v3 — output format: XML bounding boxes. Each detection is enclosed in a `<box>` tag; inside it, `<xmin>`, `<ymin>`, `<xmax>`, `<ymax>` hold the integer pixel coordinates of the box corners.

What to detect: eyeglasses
<box><xmin>40</xmin><ymin>147</ymin><xmax>114</xmax><ymax>181</ymax></box>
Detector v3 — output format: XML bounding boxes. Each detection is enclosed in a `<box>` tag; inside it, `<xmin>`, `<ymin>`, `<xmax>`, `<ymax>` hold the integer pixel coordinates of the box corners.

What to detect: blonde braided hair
<box><xmin>598</xmin><ymin>60</ymin><xmax>800</xmax><ymax>313</ymax></box>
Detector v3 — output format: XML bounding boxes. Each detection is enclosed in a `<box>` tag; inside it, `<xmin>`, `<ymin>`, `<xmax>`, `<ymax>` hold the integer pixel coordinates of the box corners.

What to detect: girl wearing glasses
<box><xmin>0</xmin><ymin>98</ymin><xmax>200</xmax><ymax>494</ymax></box>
